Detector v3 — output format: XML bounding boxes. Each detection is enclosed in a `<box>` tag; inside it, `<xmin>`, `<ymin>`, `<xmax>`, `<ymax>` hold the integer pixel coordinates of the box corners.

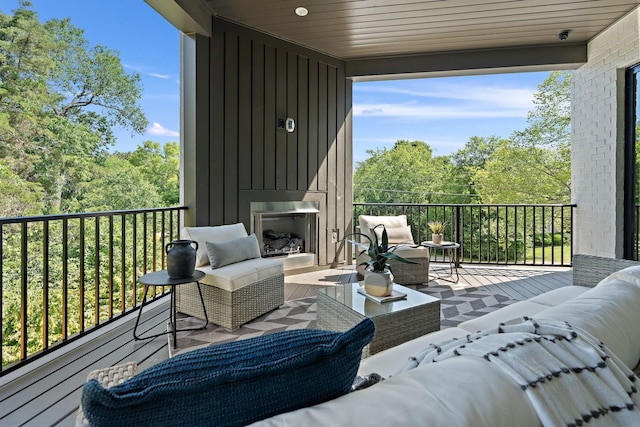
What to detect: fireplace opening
<box><xmin>262</xmin><ymin>229</ymin><xmax>304</xmax><ymax>257</ymax></box>
<box><xmin>251</xmin><ymin>201</ymin><xmax>319</xmax><ymax>270</ymax></box>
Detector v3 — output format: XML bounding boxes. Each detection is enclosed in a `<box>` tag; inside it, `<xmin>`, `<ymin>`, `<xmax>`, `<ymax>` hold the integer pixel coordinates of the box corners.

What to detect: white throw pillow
<box><xmin>358</xmin><ymin>215</ymin><xmax>408</xmax><ymax>242</ymax></box>
<box><xmin>536</xmin><ymin>279</ymin><xmax>640</xmax><ymax>369</ymax></box>
<box><xmin>182</xmin><ymin>224</ymin><xmax>249</xmax><ymax>267</ymax></box>
<box><xmin>373</xmin><ymin>225</ymin><xmax>414</xmax><ymax>245</ymax></box>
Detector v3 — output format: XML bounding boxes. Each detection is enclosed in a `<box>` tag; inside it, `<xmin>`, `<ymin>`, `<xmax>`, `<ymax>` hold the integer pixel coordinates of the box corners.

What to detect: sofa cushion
<box><xmin>206</xmin><ymin>233</ymin><xmax>261</xmax><ymax>268</ymax></box>
<box><xmin>535</xmin><ymin>278</ymin><xmax>640</xmax><ymax>369</ymax></box>
<box><xmin>373</xmin><ymin>225</ymin><xmax>414</xmax><ymax>245</ymax></box>
<box><xmin>252</xmin><ymin>356</ymin><xmax>539</xmax><ymax>427</ymax></box>
<box><xmin>358</xmin><ymin>327</ymin><xmax>469</xmax><ymax>378</ymax></box>
<box><xmin>182</xmin><ymin>223</ymin><xmax>248</xmax><ymax>267</ymax></box>
<box><xmin>457</xmin><ymin>301</ymin><xmax>549</xmax><ymax>333</ymax></box>
<box><xmin>82</xmin><ymin>319</ymin><xmax>375</xmax><ymax>427</ymax></box>
<box><xmin>527</xmin><ymin>285</ymin><xmax>589</xmax><ymax>306</ymax></box>
<box><xmin>200</xmin><ymin>257</ymin><xmax>283</xmax><ymax>292</ymax></box>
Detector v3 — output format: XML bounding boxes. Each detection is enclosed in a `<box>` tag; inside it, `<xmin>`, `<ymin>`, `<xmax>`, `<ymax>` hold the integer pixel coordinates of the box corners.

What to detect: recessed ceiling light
<box><xmin>295</xmin><ymin>7</ymin><xmax>308</xmax><ymax>17</ymax></box>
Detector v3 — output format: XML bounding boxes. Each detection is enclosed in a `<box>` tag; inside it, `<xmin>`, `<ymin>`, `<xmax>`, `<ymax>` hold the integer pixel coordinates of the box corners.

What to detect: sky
<box><xmin>3</xmin><ymin>1</ymin><xmax>549</xmax><ymax>161</ymax></box>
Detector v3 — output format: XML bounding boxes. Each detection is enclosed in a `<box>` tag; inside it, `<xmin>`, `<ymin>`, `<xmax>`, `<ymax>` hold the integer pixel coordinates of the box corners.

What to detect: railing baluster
<box><xmin>62</xmin><ymin>219</ymin><xmax>68</xmax><ymax>340</ymax></box>
<box><xmin>0</xmin><ymin>223</ymin><xmax>3</xmax><ymax>371</ymax></box>
<box><xmin>109</xmin><ymin>216</ymin><xmax>114</xmax><ymax>319</ymax></box>
<box><xmin>79</xmin><ymin>218</ymin><xmax>85</xmax><ymax>332</ymax></box>
<box><xmin>43</xmin><ymin>220</ymin><xmax>49</xmax><ymax>350</ymax></box>
<box><xmin>20</xmin><ymin>223</ymin><xmax>27</xmax><ymax>361</ymax></box>
<box><xmin>132</xmin><ymin>214</ymin><xmax>138</xmax><ymax>306</ymax></box>
<box><xmin>94</xmin><ymin>217</ymin><xmax>100</xmax><ymax>325</ymax></box>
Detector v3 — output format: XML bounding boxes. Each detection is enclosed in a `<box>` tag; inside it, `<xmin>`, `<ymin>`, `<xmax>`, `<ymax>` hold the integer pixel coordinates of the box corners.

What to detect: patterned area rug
<box><xmin>168</xmin><ymin>285</ymin><xmax>519</xmax><ymax>357</ymax></box>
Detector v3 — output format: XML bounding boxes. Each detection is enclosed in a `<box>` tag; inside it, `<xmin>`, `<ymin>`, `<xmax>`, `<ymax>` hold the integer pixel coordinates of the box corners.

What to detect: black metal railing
<box><xmin>0</xmin><ymin>206</ymin><xmax>187</xmax><ymax>375</ymax></box>
<box><xmin>354</xmin><ymin>203</ymin><xmax>575</xmax><ymax>266</ymax></box>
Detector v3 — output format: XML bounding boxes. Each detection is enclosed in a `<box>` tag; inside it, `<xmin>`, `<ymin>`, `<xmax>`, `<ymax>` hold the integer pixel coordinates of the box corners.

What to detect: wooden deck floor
<box><xmin>0</xmin><ymin>263</ymin><xmax>572</xmax><ymax>427</ymax></box>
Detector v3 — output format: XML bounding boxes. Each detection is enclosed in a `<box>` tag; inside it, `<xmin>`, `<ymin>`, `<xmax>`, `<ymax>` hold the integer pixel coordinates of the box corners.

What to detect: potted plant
<box><xmin>427</xmin><ymin>221</ymin><xmax>446</xmax><ymax>245</ymax></box>
<box><xmin>347</xmin><ymin>224</ymin><xmax>417</xmax><ymax>297</ymax></box>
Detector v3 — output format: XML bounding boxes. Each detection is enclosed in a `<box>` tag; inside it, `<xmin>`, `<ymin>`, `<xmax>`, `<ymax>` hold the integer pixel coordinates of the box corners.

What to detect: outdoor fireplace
<box><xmin>250</xmin><ymin>201</ymin><xmax>319</xmax><ymax>270</ymax></box>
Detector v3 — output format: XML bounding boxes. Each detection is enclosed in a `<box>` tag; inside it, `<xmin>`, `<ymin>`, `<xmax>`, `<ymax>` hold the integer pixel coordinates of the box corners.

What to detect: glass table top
<box><xmin>317</xmin><ymin>283</ymin><xmax>439</xmax><ymax>318</ymax></box>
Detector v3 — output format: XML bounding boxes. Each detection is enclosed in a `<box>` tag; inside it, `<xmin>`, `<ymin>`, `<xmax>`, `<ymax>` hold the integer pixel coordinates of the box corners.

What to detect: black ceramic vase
<box><xmin>166</xmin><ymin>240</ymin><xmax>198</xmax><ymax>278</ymax></box>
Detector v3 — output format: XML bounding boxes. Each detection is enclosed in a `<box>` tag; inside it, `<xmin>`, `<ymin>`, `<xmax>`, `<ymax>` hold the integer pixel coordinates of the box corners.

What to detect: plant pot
<box><xmin>363</xmin><ymin>269</ymin><xmax>394</xmax><ymax>297</ymax></box>
<box><xmin>432</xmin><ymin>233</ymin><xmax>443</xmax><ymax>245</ymax></box>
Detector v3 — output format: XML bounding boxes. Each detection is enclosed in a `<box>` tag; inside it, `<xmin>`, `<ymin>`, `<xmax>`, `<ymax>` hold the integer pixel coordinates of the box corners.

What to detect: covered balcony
<box><xmin>3</xmin><ymin>0</ymin><xmax>640</xmax><ymax>425</ymax></box>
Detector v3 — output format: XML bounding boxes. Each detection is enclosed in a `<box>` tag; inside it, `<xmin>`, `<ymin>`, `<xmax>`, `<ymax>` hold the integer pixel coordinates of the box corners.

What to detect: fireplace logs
<box><xmin>262</xmin><ymin>229</ymin><xmax>304</xmax><ymax>256</ymax></box>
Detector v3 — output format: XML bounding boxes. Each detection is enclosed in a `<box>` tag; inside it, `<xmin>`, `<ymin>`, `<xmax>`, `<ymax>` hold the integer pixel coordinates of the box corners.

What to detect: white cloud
<box><xmin>353</xmin><ymin>79</ymin><xmax>537</xmax><ymax>118</ymax></box>
<box><xmin>149</xmin><ymin>72</ymin><xmax>172</xmax><ymax>79</ymax></box>
<box><xmin>147</xmin><ymin>122</ymin><xmax>179</xmax><ymax>137</ymax></box>
<box><xmin>353</xmin><ymin>102</ymin><xmax>527</xmax><ymax>119</ymax></box>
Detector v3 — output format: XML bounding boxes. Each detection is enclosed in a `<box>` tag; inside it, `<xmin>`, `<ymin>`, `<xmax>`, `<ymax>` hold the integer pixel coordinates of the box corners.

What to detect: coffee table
<box><xmin>317</xmin><ymin>283</ymin><xmax>440</xmax><ymax>358</ymax></box>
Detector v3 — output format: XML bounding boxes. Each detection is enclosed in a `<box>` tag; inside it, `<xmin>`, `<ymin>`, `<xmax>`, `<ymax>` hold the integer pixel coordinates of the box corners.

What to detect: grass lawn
<box><xmin>526</xmin><ymin>244</ymin><xmax>572</xmax><ymax>264</ymax></box>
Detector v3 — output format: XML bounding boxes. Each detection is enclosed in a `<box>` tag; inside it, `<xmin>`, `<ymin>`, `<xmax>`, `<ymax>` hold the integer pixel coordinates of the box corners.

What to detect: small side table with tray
<box><xmin>317</xmin><ymin>283</ymin><xmax>440</xmax><ymax>358</ymax></box>
<box><xmin>421</xmin><ymin>241</ymin><xmax>460</xmax><ymax>283</ymax></box>
<box><xmin>133</xmin><ymin>269</ymin><xmax>208</xmax><ymax>349</ymax></box>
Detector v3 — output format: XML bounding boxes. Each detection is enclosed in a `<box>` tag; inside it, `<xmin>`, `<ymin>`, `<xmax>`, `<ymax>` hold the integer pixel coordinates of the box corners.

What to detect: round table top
<box><xmin>421</xmin><ymin>241</ymin><xmax>460</xmax><ymax>249</ymax></box>
<box><xmin>138</xmin><ymin>269</ymin><xmax>205</xmax><ymax>286</ymax></box>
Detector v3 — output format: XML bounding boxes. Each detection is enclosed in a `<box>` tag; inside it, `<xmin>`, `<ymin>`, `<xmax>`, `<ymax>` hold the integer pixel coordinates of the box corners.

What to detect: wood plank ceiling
<box><xmin>204</xmin><ymin>0</ymin><xmax>640</xmax><ymax>60</ymax></box>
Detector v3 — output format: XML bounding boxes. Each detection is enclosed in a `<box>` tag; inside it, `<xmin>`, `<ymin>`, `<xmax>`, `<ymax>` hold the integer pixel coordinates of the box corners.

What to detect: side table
<box><xmin>420</xmin><ymin>241</ymin><xmax>460</xmax><ymax>283</ymax></box>
<box><xmin>133</xmin><ymin>269</ymin><xmax>208</xmax><ymax>349</ymax></box>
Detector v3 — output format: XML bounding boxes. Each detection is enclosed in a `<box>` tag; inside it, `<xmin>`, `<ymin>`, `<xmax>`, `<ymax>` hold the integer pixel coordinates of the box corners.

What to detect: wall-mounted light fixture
<box><xmin>278</xmin><ymin>117</ymin><xmax>296</xmax><ymax>133</ymax></box>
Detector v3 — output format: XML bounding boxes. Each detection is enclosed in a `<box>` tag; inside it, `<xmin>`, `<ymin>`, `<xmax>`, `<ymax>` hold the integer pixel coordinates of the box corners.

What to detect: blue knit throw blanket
<box><xmin>396</xmin><ymin>318</ymin><xmax>640</xmax><ymax>427</ymax></box>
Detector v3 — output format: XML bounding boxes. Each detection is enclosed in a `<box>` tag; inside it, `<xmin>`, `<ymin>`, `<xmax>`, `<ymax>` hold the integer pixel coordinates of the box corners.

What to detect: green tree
<box><xmin>0</xmin><ymin>161</ymin><xmax>43</xmax><ymax>216</ymax></box>
<box><xmin>127</xmin><ymin>141</ymin><xmax>180</xmax><ymax>206</ymax></box>
<box><xmin>0</xmin><ymin>2</ymin><xmax>147</xmax><ymax>214</ymax></box>
<box><xmin>69</xmin><ymin>156</ymin><xmax>162</xmax><ymax>212</ymax></box>
<box><xmin>353</xmin><ymin>140</ymin><xmax>455</xmax><ymax>204</ymax></box>
<box><xmin>449</xmin><ymin>135</ymin><xmax>503</xmax><ymax>200</ymax></box>
<box><xmin>474</xmin><ymin>71</ymin><xmax>571</xmax><ymax>204</ymax></box>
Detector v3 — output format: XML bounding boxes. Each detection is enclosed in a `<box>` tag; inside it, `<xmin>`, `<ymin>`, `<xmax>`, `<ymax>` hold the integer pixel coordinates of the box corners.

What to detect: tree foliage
<box><xmin>0</xmin><ymin>1</ymin><xmax>151</xmax><ymax>214</ymax></box>
<box><xmin>354</xmin><ymin>140</ymin><xmax>457</xmax><ymax>204</ymax></box>
<box><xmin>473</xmin><ymin>71</ymin><xmax>571</xmax><ymax>203</ymax></box>
<box><xmin>355</xmin><ymin>72</ymin><xmax>572</xmax><ymax>206</ymax></box>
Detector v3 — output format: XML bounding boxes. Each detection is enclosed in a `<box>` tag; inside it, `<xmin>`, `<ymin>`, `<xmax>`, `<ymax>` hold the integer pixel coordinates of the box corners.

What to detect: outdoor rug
<box><xmin>168</xmin><ymin>284</ymin><xmax>519</xmax><ymax>357</ymax></box>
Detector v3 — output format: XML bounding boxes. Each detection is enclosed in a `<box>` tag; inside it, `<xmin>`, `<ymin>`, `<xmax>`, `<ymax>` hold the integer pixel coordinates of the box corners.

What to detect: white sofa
<box><xmin>251</xmin><ymin>256</ymin><xmax>640</xmax><ymax>426</ymax></box>
<box><xmin>176</xmin><ymin>223</ymin><xmax>284</xmax><ymax>330</ymax></box>
<box><xmin>356</xmin><ymin>214</ymin><xmax>431</xmax><ymax>285</ymax></box>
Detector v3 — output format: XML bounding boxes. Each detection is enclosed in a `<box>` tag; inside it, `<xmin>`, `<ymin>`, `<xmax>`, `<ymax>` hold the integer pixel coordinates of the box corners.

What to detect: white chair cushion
<box><xmin>182</xmin><ymin>224</ymin><xmax>249</xmax><ymax>267</ymax></box>
<box><xmin>200</xmin><ymin>257</ymin><xmax>283</xmax><ymax>292</ymax></box>
<box><xmin>392</xmin><ymin>244</ymin><xmax>429</xmax><ymax>259</ymax></box>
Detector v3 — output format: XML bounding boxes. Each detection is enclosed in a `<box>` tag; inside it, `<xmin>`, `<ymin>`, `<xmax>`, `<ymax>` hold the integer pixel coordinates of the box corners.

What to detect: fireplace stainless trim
<box><xmin>250</xmin><ymin>201</ymin><xmax>320</xmax><ymax>216</ymax></box>
<box><xmin>250</xmin><ymin>201</ymin><xmax>320</xmax><ymax>270</ymax></box>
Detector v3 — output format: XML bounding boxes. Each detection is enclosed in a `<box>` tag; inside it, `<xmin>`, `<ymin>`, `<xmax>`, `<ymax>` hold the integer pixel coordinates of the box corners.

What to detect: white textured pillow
<box><xmin>536</xmin><ymin>280</ymin><xmax>640</xmax><ymax>369</ymax></box>
<box><xmin>206</xmin><ymin>234</ymin><xmax>261</xmax><ymax>269</ymax></box>
<box><xmin>373</xmin><ymin>226</ymin><xmax>414</xmax><ymax>244</ymax></box>
<box><xmin>358</xmin><ymin>215</ymin><xmax>407</xmax><ymax>242</ymax></box>
<box><xmin>182</xmin><ymin>224</ymin><xmax>248</xmax><ymax>267</ymax></box>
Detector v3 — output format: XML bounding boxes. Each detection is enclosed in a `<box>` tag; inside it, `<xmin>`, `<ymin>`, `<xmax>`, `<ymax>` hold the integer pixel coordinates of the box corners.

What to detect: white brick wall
<box><xmin>572</xmin><ymin>8</ymin><xmax>640</xmax><ymax>257</ymax></box>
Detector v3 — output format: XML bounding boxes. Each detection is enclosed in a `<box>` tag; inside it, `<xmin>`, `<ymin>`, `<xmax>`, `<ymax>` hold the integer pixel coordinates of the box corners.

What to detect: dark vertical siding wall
<box><xmin>187</xmin><ymin>18</ymin><xmax>353</xmax><ymax>265</ymax></box>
